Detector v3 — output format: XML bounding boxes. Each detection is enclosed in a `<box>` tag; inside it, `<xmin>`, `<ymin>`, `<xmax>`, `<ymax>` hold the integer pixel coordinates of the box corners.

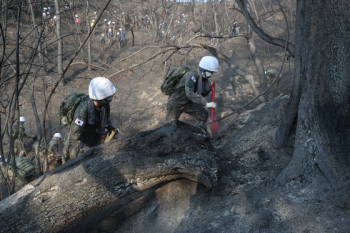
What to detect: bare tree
<box><xmin>54</xmin><ymin>0</ymin><xmax>63</xmax><ymax>86</ymax></box>
<box><xmin>86</xmin><ymin>0</ymin><xmax>91</xmax><ymax>72</ymax></box>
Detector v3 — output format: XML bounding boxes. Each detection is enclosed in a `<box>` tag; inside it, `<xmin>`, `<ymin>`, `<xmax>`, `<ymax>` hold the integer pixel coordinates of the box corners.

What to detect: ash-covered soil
<box><xmin>62</xmin><ymin>96</ymin><xmax>350</xmax><ymax>233</ymax></box>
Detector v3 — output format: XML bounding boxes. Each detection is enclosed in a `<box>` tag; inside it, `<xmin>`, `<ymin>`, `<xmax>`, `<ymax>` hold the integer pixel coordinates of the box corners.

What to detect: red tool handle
<box><xmin>210</xmin><ymin>82</ymin><xmax>216</xmax><ymax>119</ymax></box>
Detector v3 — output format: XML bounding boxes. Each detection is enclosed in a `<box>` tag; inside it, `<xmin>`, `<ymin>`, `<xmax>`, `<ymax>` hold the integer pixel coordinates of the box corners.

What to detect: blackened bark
<box><xmin>0</xmin><ymin>121</ymin><xmax>217</xmax><ymax>232</ymax></box>
<box><xmin>277</xmin><ymin>0</ymin><xmax>350</xmax><ymax>189</ymax></box>
<box><xmin>86</xmin><ymin>0</ymin><xmax>91</xmax><ymax>72</ymax></box>
<box><xmin>54</xmin><ymin>0</ymin><xmax>63</xmax><ymax>86</ymax></box>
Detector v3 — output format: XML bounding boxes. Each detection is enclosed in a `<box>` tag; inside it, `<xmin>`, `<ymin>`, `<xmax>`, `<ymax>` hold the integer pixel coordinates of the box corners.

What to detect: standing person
<box><xmin>103</xmin><ymin>19</ymin><xmax>107</xmax><ymax>34</ymax></box>
<box><xmin>178</xmin><ymin>36</ymin><xmax>183</xmax><ymax>45</ymax></box>
<box><xmin>107</xmin><ymin>29</ymin><xmax>113</xmax><ymax>45</ymax></box>
<box><xmin>210</xmin><ymin>32</ymin><xmax>214</xmax><ymax>46</ymax></box>
<box><xmin>32</xmin><ymin>133</ymin><xmax>62</xmax><ymax>163</ymax></box>
<box><xmin>47</xmin><ymin>133</ymin><xmax>62</xmax><ymax>162</ymax></box>
<box><xmin>65</xmin><ymin>3</ymin><xmax>70</xmax><ymax>17</ymax></box>
<box><xmin>11</xmin><ymin>117</ymin><xmax>37</xmax><ymax>157</ymax></box>
<box><xmin>163</xmin><ymin>56</ymin><xmax>219</xmax><ymax>125</ymax></box>
<box><xmin>101</xmin><ymin>33</ymin><xmax>106</xmax><ymax>50</ymax></box>
<box><xmin>61</xmin><ymin>77</ymin><xmax>118</xmax><ymax>163</ymax></box>
<box><xmin>234</xmin><ymin>21</ymin><xmax>240</xmax><ymax>34</ymax></box>
<box><xmin>53</xmin><ymin>15</ymin><xmax>57</xmax><ymax>27</ymax></box>
<box><xmin>120</xmin><ymin>28</ymin><xmax>125</xmax><ymax>38</ymax></box>
<box><xmin>117</xmin><ymin>32</ymin><xmax>121</xmax><ymax>49</ymax></box>
<box><xmin>91</xmin><ymin>19</ymin><xmax>95</xmax><ymax>28</ymax></box>
<box><xmin>232</xmin><ymin>22</ymin><xmax>236</xmax><ymax>34</ymax></box>
<box><xmin>75</xmin><ymin>15</ymin><xmax>81</xmax><ymax>33</ymax></box>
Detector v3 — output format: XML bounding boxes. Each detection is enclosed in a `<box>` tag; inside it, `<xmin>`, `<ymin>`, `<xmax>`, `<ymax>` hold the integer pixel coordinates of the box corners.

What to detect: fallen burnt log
<box><xmin>0</xmin><ymin>121</ymin><xmax>217</xmax><ymax>233</ymax></box>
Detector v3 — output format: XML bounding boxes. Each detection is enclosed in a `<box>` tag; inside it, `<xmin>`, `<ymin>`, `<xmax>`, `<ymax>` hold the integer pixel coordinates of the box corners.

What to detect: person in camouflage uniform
<box><xmin>62</xmin><ymin>77</ymin><xmax>117</xmax><ymax>163</ymax></box>
<box><xmin>11</xmin><ymin>116</ymin><xmax>36</xmax><ymax>157</ymax></box>
<box><xmin>165</xmin><ymin>56</ymin><xmax>219</xmax><ymax>124</ymax></box>
<box><xmin>33</xmin><ymin>133</ymin><xmax>62</xmax><ymax>162</ymax></box>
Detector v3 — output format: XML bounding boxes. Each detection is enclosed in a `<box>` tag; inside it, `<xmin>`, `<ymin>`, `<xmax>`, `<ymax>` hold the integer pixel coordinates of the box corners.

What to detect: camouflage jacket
<box><xmin>32</xmin><ymin>137</ymin><xmax>60</xmax><ymax>155</ymax></box>
<box><xmin>65</xmin><ymin>99</ymin><xmax>112</xmax><ymax>147</ymax></box>
<box><xmin>167</xmin><ymin>70</ymin><xmax>207</xmax><ymax>108</ymax></box>
<box><xmin>10</xmin><ymin>124</ymin><xmax>30</xmax><ymax>139</ymax></box>
<box><xmin>47</xmin><ymin>138</ymin><xmax>60</xmax><ymax>155</ymax></box>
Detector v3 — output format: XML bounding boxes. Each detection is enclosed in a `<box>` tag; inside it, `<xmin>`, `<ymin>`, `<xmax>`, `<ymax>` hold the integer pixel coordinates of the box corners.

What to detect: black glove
<box><xmin>107</xmin><ymin>125</ymin><xmax>116</xmax><ymax>132</ymax></box>
<box><xmin>32</xmin><ymin>135</ymin><xmax>38</xmax><ymax>141</ymax></box>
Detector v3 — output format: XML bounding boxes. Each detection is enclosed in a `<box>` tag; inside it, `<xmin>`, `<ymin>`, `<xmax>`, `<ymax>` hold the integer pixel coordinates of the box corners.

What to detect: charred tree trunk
<box><xmin>54</xmin><ymin>0</ymin><xmax>63</xmax><ymax>86</ymax></box>
<box><xmin>86</xmin><ymin>0</ymin><xmax>91</xmax><ymax>72</ymax></box>
<box><xmin>27</xmin><ymin>0</ymin><xmax>44</xmax><ymax>66</ymax></box>
<box><xmin>0</xmin><ymin>121</ymin><xmax>217</xmax><ymax>232</ymax></box>
<box><xmin>276</xmin><ymin>0</ymin><xmax>350</xmax><ymax>189</ymax></box>
<box><xmin>190</xmin><ymin>0</ymin><xmax>195</xmax><ymax>22</ymax></box>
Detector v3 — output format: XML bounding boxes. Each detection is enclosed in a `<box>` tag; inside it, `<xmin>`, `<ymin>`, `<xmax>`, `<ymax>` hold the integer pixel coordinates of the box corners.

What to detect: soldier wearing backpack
<box><xmin>11</xmin><ymin>116</ymin><xmax>37</xmax><ymax>157</ymax></box>
<box><xmin>161</xmin><ymin>56</ymin><xmax>219</xmax><ymax>125</ymax></box>
<box><xmin>60</xmin><ymin>77</ymin><xmax>117</xmax><ymax>163</ymax></box>
<box><xmin>32</xmin><ymin>133</ymin><xmax>62</xmax><ymax>163</ymax></box>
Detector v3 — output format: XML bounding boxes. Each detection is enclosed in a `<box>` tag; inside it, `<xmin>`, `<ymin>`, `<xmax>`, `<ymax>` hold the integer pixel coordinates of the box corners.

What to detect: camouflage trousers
<box><xmin>166</xmin><ymin>101</ymin><xmax>208</xmax><ymax>124</ymax></box>
<box><xmin>62</xmin><ymin>132</ymin><xmax>108</xmax><ymax>163</ymax></box>
<box><xmin>14</xmin><ymin>139</ymin><xmax>25</xmax><ymax>157</ymax></box>
<box><xmin>14</xmin><ymin>147</ymin><xmax>25</xmax><ymax>157</ymax></box>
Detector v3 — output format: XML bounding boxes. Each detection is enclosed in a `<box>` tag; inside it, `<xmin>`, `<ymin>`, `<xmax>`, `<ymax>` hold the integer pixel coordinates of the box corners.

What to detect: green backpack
<box><xmin>32</xmin><ymin>137</ymin><xmax>52</xmax><ymax>151</ymax></box>
<box><xmin>58</xmin><ymin>93</ymin><xmax>88</xmax><ymax>126</ymax></box>
<box><xmin>161</xmin><ymin>66</ymin><xmax>191</xmax><ymax>95</ymax></box>
<box><xmin>0</xmin><ymin>156</ymin><xmax>35</xmax><ymax>179</ymax></box>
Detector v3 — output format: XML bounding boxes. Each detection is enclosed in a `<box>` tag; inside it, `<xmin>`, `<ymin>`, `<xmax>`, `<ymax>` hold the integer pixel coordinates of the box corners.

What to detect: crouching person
<box><xmin>61</xmin><ymin>77</ymin><xmax>117</xmax><ymax>163</ymax></box>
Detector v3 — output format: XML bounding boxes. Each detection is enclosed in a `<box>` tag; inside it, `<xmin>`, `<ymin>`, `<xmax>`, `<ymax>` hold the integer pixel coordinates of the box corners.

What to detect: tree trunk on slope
<box><xmin>0</xmin><ymin>121</ymin><xmax>217</xmax><ymax>232</ymax></box>
<box><xmin>86</xmin><ymin>0</ymin><xmax>91</xmax><ymax>72</ymax></box>
<box><xmin>54</xmin><ymin>0</ymin><xmax>63</xmax><ymax>86</ymax></box>
<box><xmin>277</xmin><ymin>0</ymin><xmax>350</xmax><ymax>190</ymax></box>
<box><xmin>27</xmin><ymin>0</ymin><xmax>44</xmax><ymax>66</ymax></box>
<box><xmin>190</xmin><ymin>0</ymin><xmax>195</xmax><ymax>22</ymax></box>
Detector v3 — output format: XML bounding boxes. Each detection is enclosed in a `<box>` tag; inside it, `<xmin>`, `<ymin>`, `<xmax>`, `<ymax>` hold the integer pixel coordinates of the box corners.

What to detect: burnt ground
<box><xmin>63</xmin><ymin>96</ymin><xmax>350</xmax><ymax>233</ymax></box>
<box><xmin>3</xmin><ymin>1</ymin><xmax>350</xmax><ymax>233</ymax></box>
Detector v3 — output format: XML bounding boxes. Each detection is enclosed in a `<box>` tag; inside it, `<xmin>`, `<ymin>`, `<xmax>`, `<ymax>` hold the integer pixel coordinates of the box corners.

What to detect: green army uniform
<box><xmin>178</xmin><ymin>36</ymin><xmax>183</xmax><ymax>45</ymax></box>
<box><xmin>266</xmin><ymin>68</ymin><xmax>278</xmax><ymax>85</ymax></box>
<box><xmin>166</xmin><ymin>70</ymin><xmax>208</xmax><ymax>124</ymax></box>
<box><xmin>33</xmin><ymin>137</ymin><xmax>61</xmax><ymax>162</ymax></box>
<box><xmin>11</xmin><ymin>124</ymin><xmax>32</xmax><ymax>157</ymax></box>
<box><xmin>47</xmin><ymin>138</ymin><xmax>60</xmax><ymax>161</ymax></box>
<box><xmin>62</xmin><ymin>99</ymin><xmax>111</xmax><ymax>162</ymax></box>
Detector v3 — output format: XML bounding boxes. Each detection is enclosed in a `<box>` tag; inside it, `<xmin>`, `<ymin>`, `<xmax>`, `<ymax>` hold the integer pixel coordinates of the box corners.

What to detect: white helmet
<box><xmin>104</xmin><ymin>19</ymin><xmax>107</xmax><ymax>21</ymax></box>
<box><xmin>117</xmin><ymin>32</ymin><xmax>119</xmax><ymax>35</ymax></box>
<box><xmin>89</xmin><ymin>77</ymin><xmax>116</xmax><ymax>100</ymax></box>
<box><xmin>19</xmin><ymin>116</ymin><xmax>26</xmax><ymax>122</ymax></box>
<box><xmin>119</xmin><ymin>28</ymin><xmax>122</xmax><ymax>31</ymax></box>
<box><xmin>94</xmin><ymin>12</ymin><xmax>97</xmax><ymax>14</ymax></box>
<box><xmin>92</xmin><ymin>20</ymin><xmax>95</xmax><ymax>22</ymax></box>
<box><xmin>109</xmin><ymin>29</ymin><xmax>112</xmax><ymax>32</ymax></box>
<box><xmin>44</xmin><ymin>7</ymin><xmax>47</xmax><ymax>10</ymax></box>
<box><xmin>47</xmin><ymin>11</ymin><xmax>50</xmax><ymax>15</ymax></box>
<box><xmin>199</xmin><ymin>56</ymin><xmax>219</xmax><ymax>72</ymax></box>
<box><xmin>48</xmin><ymin>7</ymin><xmax>50</xmax><ymax>10</ymax></box>
<box><xmin>53</xmin><ymin>133</ymin><xmax>62</xmax><ymax>139</ymax></box>
<box><xmin>54</xmin><ymin>15</ymin><xmax>57</xmax><ymax>19</ymax></box>
<box><xmin>102</xmin><ymin>33</ymin><xmax>105</xmax><ymax>36</ymax></box>
<box><xmin>43</xmin><ymin>13</ymin><xmax>46</xmax><ymax>16</ymax></box>
<box><xmin>112</xmin><ymin>21</ymin><xmax>115</xmax><ymax>24</ymax></box>
<box><xmin>75</xmin><ymin>15</ymin><xmax>78</xmax><ymax>18</ymax></box>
